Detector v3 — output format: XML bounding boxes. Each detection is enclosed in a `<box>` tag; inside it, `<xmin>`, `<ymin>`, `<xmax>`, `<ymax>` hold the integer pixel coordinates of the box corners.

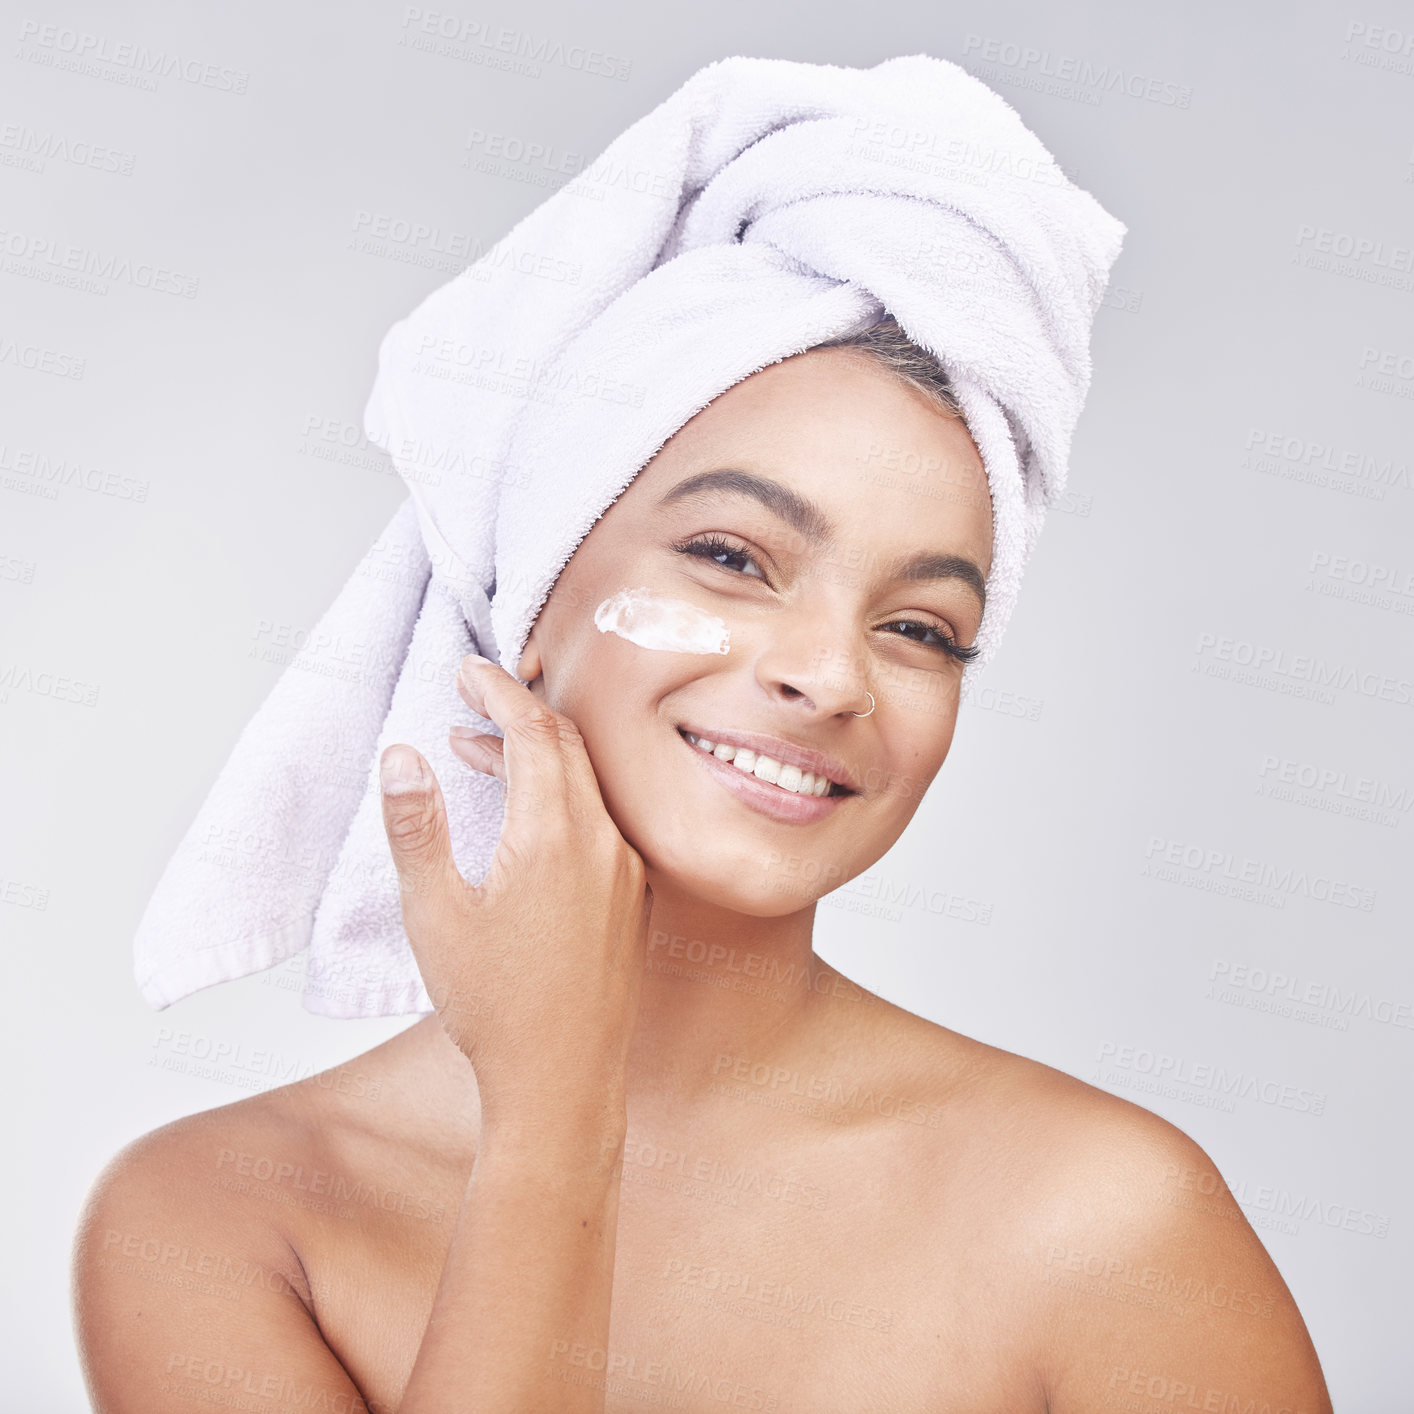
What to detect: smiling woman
<box><xmin>513</xmin><ymin>335</ymin><xmax>995</xmax><ymax>906</ymax></box>
<box><xmin>71</xmin><ymin>52</ymin><xmax>1333</xmax><ymax>1414</ymax></box>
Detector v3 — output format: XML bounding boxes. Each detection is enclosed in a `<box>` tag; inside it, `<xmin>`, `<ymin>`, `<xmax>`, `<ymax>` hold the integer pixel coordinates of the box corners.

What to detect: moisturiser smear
<box><xmin>594</xmin><ymin>587</ymin><xmax>730</xmax><ymax>655</ymax></box>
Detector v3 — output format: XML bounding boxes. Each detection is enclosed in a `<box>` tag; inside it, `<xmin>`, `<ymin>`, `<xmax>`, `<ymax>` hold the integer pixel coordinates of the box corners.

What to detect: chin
<box><xmin>638</xmin><ymin>849</ymin><xmax>839</xmax><ymax>917</ymax></box>
<box><xmin>647</xmin><ymin>859</ymin><xmax>825</xmax><ymax>916</ymax></box>
<box><xmin>604</xmin><ymin>785</ymin><xmax>861</xmax><ymax>915</ymax></box>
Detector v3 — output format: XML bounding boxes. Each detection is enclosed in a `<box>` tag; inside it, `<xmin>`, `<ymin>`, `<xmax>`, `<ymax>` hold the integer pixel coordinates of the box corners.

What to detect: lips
<box><xmin>675</xmin><ymin>727</ymin><xmax>850</xmax><ymax>824</ymax></box>
<box><xmin>674</xmin><ymin>722</ymin><xmax>861</xmax><ymax>794</ymax></box>
<box><xmin>680</xmin><ymin>729</ymin><xmax>840</xmax><ymax>798</ymax></box>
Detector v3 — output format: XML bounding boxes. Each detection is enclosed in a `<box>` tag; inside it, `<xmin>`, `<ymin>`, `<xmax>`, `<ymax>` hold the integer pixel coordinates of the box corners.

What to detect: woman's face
<box><xmin>515</xmin><ymin>346</ymin><xmax>994</xmax><ymax>911</ymax></box>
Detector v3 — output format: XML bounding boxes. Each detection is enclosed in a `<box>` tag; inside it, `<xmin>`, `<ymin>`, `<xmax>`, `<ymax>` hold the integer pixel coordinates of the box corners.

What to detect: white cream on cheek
<box><xmin>594</xmin><ymin>587</ymin><xmax>730</xmax><ymax>655</ymax></box>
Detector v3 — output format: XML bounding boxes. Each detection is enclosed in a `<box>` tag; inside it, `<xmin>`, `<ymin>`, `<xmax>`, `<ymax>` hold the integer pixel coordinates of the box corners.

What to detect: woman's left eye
<box><xmin>879</xmin><ymin>619</ymin><xmax>978</xmax><ymax>664</ymax></box>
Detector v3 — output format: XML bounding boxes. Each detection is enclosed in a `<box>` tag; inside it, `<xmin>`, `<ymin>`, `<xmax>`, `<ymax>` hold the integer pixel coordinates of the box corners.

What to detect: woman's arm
<box><xmin>77</xmin><ymin>657</ymin><xmax>653</xmax><ymax>1412</ymax></box>
<box><xmin>401</xmin><ymin>1112</ymin><xmax>628</xmax><ymax>1411</ymax></box>
<box><xmin>380</xmin><ymin>654</ymin><xmax>656</xmax><ymax>1411</ymax></box>
<box><xmin>74</xmin><ymin>1110</ymin><xmax>631</xmax><ymax>1414</ymax></box>
<box><xmin>73</xmin><ymin>1124</ymin><xmax>372</xmax><ymax>1414</ymax></box>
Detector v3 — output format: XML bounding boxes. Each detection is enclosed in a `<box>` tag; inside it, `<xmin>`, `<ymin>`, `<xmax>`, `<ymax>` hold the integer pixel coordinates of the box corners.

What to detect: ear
<box><xmin>515</xmin><ymin>624</ymin><xmax>544</xmax><ymax>693</ymax></box>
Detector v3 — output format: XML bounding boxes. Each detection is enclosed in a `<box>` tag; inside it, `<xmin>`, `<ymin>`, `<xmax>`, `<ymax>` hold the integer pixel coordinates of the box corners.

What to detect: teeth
<box><xmin>682</xmin><ymin>731</ymin><xmax>836</xmax><ymax>797</ymax></box>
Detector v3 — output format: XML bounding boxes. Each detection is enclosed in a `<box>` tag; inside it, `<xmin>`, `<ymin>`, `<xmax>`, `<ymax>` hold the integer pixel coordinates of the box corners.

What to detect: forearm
<box><xmin>399</xmin><ymin>1107</ymin><xmax>628</xmax><ymax>1413</ymax></box>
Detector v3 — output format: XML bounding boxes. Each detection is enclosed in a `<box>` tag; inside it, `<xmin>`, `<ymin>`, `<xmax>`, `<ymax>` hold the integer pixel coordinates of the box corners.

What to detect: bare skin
<box><xmin>72</xmin><ymin>348</ymin><xmax>1334</xmax><ymax>1413</ymax></box>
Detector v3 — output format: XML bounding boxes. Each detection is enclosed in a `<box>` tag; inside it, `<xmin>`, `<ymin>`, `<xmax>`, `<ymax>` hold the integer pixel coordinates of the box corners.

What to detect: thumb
<box><xmin>379</xmin><ymin>744</ymin><xmax>457</xmax><ymax>926</ymax></box>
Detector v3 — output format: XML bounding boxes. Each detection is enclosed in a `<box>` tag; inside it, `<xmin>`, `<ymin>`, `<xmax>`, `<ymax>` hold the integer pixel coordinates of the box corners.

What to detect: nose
<box><xmin>753</xmin><ymin>603</ymin><xmax>874</xmax><ymax>719</ymax></box>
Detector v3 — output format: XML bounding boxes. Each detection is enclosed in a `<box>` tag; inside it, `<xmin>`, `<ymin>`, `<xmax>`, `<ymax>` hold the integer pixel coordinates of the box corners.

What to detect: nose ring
<box><xmin>850</xmin><ymin>691</ymin><xmax>875</xmax><ymax>718</ymax></box>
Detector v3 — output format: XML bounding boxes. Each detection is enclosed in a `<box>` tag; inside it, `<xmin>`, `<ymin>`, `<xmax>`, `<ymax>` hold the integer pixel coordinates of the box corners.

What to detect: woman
<box><xmin>72</xmin><ymin>56</ymin><xmax>1333</xmax><ymax>1414</ymax></box>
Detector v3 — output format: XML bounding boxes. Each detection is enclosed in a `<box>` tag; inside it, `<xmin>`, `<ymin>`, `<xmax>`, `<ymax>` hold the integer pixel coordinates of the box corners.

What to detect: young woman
<box><xmin>72</xmin><ymin>318</ymin><xmax>1334</xmax><ymax>1412</ymax></box>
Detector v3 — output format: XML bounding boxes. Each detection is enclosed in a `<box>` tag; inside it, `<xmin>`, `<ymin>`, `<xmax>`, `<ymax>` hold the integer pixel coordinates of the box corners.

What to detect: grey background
<box><xmin>3</xmin><ymin>0</ymin><xmax>1410</xmax><ymax>1406</ymax></box>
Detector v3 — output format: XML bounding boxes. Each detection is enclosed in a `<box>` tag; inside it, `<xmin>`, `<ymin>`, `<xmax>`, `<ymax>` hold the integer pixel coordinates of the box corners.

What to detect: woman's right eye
<box><xmin>672</xmin><ymin>533</ymin><xmax>769</xmax><ymax>582</ymax></box>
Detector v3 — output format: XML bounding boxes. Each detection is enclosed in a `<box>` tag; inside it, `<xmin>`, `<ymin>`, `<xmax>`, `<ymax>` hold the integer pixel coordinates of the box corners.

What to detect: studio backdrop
<box><xmin>2</xmin><ymin>1</ymin><xmax>1409</xmax><ymax>1408</ymax></box>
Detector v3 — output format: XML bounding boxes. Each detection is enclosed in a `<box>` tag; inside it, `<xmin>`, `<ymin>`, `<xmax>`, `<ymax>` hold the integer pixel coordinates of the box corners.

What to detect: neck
<box><xmin>392</xmin><ymin>872</ymin><xmax>857</xmax><ymax>1136</ymax></box>
<box><xmin>623</xmin><ymin>868</ymin><xmax>834</xmax><ymax>1113</ymax></box>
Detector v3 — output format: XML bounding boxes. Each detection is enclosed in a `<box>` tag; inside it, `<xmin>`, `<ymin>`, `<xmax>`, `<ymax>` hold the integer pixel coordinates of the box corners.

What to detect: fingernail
<box><xmin>380</xmin><ymin>745</ymin><xmax>426</xmax><ymax>794</ymax></box>
<box><xmin>458</xmin><ymin>654</ymin><xmax>488</xmax><ymax>691</ymax></box>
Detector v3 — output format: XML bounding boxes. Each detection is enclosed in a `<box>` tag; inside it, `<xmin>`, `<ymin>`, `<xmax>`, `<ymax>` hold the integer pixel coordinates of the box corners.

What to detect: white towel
<box><xmin>134</xmin><ymin>52</ymin><xmax>1125</xmax><ymax>1017</ymax></box>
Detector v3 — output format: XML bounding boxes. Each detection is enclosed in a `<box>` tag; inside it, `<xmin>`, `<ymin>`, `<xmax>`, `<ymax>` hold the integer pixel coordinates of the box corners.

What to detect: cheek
<box><xmin>869</xmin><ymin>711</ymin><xmax>957</xmax><ymax>806</ymax></box>
<box><xmin>593</xmin><ymin>586</ymin><xmax>730</xmax><ymax>656</ymax></box>
<box><xmin>540</xmin><ymin>601</ymin><xmax>686</xmax><ymax>760</ymax></box>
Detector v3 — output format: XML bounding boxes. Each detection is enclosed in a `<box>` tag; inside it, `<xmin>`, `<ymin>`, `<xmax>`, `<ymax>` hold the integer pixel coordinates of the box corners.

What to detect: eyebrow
<box><xmin>656</xmin><ymin>467</ymin><xmax>988</xmax><ymax>612</ymax></box>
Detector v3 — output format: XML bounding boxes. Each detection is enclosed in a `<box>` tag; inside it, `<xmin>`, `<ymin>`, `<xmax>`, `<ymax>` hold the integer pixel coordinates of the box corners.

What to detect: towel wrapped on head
<box><xmin>133</xmin><ymin>52</ymin><xmax>1125</xmax><ymax>1018</ymax></box>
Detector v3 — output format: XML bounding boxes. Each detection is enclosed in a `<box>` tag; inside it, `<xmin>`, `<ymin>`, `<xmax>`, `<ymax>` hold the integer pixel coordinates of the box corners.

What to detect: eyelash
<box><xmin>672</xmin><ymin>533</ymin><xmax>981</xmax><ymax>665</ymax></box>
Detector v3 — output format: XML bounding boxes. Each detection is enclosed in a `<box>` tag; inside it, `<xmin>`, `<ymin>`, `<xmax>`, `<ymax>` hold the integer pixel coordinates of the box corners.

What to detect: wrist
<box><xmin>476</xmin><ymin>1095</ymin><xmax>628</xmax><ymax>1171</ymax></box>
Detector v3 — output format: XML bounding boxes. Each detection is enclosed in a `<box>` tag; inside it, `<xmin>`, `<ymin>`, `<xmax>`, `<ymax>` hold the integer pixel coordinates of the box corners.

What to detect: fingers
<box><xmin>378</xmin><ymin>745</ymin><xmax>461</xmax><ymax>940</ymax></box>
<box><xmin>455</xmin><ymin>655</ymin><xmax>611</xmax><ymax>830</ymax></box>
<box><xmin>449</xmin><ymin>727</ymin><xmax>506</xmax><ymax>781</ymax></box>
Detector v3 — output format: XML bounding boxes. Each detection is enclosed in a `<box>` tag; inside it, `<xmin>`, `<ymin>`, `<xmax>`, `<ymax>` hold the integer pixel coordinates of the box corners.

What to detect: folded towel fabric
<box><xmin>133</xmin><ymin>53</ymin><xmax>1125</xmax><ymax>1017</ymax></box>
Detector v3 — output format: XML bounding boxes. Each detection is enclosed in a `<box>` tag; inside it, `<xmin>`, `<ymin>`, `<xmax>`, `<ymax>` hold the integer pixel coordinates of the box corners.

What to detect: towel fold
<box><xmin>134</xmin><ymin>52</ymin><xmax>1125</xmax><ymax>1017</ymax></box>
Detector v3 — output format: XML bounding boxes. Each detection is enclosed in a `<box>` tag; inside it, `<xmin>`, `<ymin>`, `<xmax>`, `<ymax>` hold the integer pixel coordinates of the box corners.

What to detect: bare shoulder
<box><xmin>74</xmin><ymin>1090</ymin><xmax>313</xmax><ymax>1297</ymax></box>
<box><xmin>72</xmin><ymin>1087</ymin><xmax>366</xmax><ymax>1412</ymax></box>
<box><xmin>906</xmin><ymin>1022</ymin><xmax>1335</xmax><ymax>1413</ymax></box>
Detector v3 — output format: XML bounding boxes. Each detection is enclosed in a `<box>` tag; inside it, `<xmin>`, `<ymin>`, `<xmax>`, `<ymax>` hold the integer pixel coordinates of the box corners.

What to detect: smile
<box><xmin>675</xmin><ymin>726</ymin><xmax>858</xmax><ymax>826</ymax></box>
<box><xmin>680</xmin><ymin>729</ymin><xmax>844</xmax><ymax>796</ymax></box>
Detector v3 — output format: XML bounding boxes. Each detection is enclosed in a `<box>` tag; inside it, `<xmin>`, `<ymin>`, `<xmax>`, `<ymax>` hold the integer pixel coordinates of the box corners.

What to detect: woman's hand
<box><xmin>377</xmin><ymin>653</ymin><xmax>654</xmax><ymax>1140</ymax></box>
